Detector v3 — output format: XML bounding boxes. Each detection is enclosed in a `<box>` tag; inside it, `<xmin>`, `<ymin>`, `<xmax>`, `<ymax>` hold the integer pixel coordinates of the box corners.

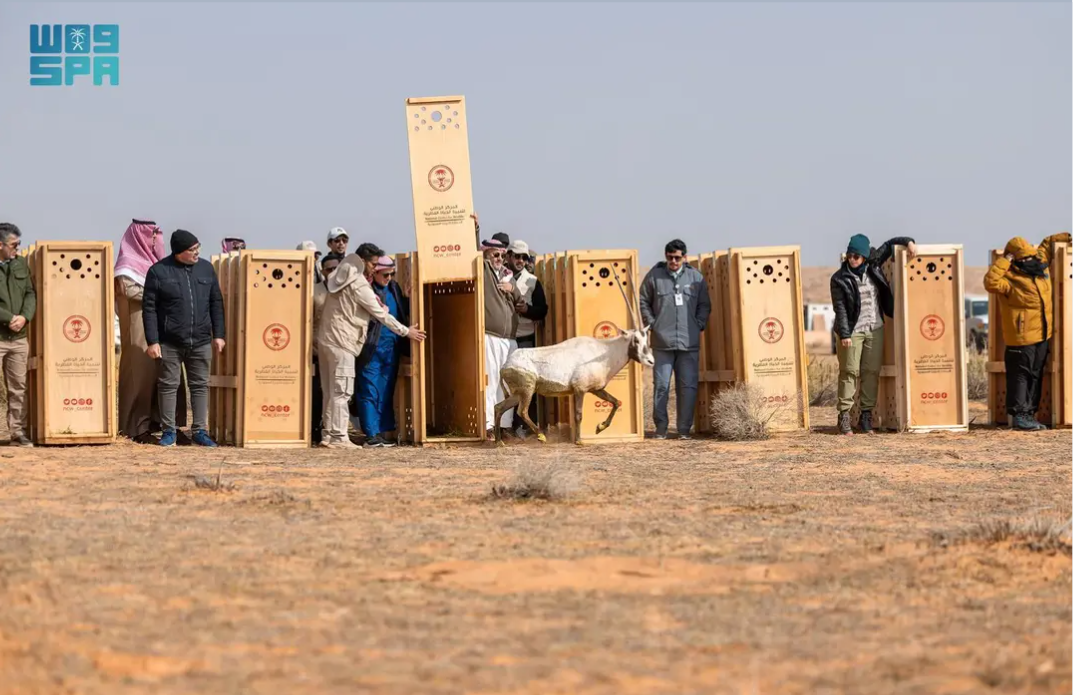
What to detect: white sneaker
<box><xmin>514</xmin><ymin>426</ymin><xmax>528</xmax><ymax>440</ymax></box>
<box><xmin>319</xmin><ymin>439</ymin><xmax>358</xmax><ymax>449</ymax></box>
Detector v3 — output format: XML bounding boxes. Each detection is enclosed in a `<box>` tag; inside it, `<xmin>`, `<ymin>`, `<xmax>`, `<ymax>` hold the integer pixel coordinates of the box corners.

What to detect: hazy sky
<box><xmin>0</xmin><ymin>2</ymin><xmax>1070</xmax><ymax>267</ymax></box>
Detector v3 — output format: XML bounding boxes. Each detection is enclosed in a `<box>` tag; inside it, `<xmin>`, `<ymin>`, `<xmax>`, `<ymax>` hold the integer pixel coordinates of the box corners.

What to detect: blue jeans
<box><xmin>652</xmin><ymin>349</ymin><xmax>699</xmax><ymax>435</ymax></box>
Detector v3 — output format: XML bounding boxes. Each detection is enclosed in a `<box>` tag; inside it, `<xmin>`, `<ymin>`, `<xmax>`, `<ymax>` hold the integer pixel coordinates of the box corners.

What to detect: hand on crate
<box><xmin>213</xmin><ymin>338</ymin><xmax>225</xmax><ymax>354</ymax></box>
<box><xmin>906</xmin><ymin>241</ymin><xmax>917</xmax><ymax>258</ymax></box>
<box><xmin>841</xmin><ymin>338</ymin><xmax>852</xmax><ymax>348</ymax></box>
<box><xmin>406</xmin><ymin>324</ymin><xmax>427</xmax><ymax>342</ymax></box>
<box><xmin>146</xmin><ymin>343</ymin><xmax>162</xmax><ymax>359</ymax></box>
<box><xmin>8</xmin><ymin>315</ymin><xmax>26</xmax><ymax>332</ymax></box>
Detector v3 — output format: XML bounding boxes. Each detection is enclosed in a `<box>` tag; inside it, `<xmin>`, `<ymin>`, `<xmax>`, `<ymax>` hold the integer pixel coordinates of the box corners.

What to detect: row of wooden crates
<box><xmin>986</xmin><ymin>243</ymin><xmax>1072</xmax><ymax>428</ymax></box>
<box><xmin>689</xmin><ymin>244</ymin><xmax>976</xmax><ymax>434</ymax></box>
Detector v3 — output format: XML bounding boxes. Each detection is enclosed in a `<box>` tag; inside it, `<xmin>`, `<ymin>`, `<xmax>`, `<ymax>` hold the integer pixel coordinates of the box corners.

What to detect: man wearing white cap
<box><xmin>327</xmin><ymin>227</ymin><xmax>349</xmax><ymax>258</ymax></box>
<box><xmin>480</xmin><ymin>234</ymin><xmax>521</xmax><ymax>438</ymax></box>
<box><xmin>507</xmin><ymin>239</ymin><xmax>547</xmax><ymax>436</ymax></box>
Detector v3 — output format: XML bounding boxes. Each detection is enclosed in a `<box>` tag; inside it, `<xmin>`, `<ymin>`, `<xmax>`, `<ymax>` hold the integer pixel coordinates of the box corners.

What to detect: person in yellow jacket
<box><xmin>983</xmin><ymin>232</ymin><xmax>1072</xmax><ymax>430</ymax></box>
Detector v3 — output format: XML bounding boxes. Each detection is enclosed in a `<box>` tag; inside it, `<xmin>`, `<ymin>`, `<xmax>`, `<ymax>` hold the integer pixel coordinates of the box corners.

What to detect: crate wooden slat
<box><xmin>20</xmin><ymin>242</ymin><xmax>116</xmax><ymax>445</ymax></box>
<box><xmin>1051</xmin><ymin>243</ymin><xmax>1072</xmax><ymax>427</ymax></box>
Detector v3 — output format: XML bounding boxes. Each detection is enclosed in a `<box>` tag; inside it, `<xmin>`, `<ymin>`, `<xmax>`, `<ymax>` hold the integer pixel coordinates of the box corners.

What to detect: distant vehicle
<box><xmin>965</xmin><ymin>295</ymin><xmax>989</xmax><ymax>354</ymax></box>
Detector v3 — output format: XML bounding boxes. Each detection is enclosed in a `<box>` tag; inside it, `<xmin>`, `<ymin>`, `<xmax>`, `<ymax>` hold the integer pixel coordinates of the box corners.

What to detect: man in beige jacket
<box><xmin>317</xmin><ymin>252</ymin><xmax>426</xmax><ymax>448</ymax></box>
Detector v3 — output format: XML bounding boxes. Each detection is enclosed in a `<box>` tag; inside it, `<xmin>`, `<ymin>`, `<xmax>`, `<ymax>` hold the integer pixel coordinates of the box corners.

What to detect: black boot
<box><xmin>859</xmin><ymin>410</ymin><xmax>874</xmax><ymax>434</ymax></box>
<box><xmin>838</xmin><ymin>411</ymin><xmax>853</xmax><ymax>436</ymax></box>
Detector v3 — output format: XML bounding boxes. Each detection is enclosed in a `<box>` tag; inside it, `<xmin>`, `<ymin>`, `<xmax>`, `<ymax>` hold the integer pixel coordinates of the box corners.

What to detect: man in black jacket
<box><xmin>830</xmin><ymin>233</ymin><xmax>916</xmax><ymax>435</ymax></box>
<box><xmin>143</xmin><ymin>230</ymin><xmax>226</xmax><ymax>447</ymax></box>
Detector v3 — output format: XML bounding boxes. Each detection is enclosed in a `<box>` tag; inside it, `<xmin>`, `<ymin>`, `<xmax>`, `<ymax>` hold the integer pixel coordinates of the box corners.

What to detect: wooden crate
<box><xmin>209</xmin><ymin>251</ymin><xmax>314</xmax><ymax>448</ymax></box>
<box><xmin>562</xmin><ymin>250</ymin><xmax>644</xmax><ymax>444</ymax></box>
<box><xmin>882</xmin><ymin>245</ymin><xmax>969</xmax><ymax>432</ymax></box>
<box><xmin>726</xmin><ymin>246</ymin><xmax>810</xmax><ymax>431</ymax></box>
<box><xmin>404</xmin><ymin>95</ymin><xmax>487</xmax><ymax>445</ymax></box>
<box><xmin>22</xmin><ymin>242</ymin><xmax>116</xmax><ymax>445</ymax></box>
<box><xmin>987</xmin><ymin>243</ymin><xmax>1072</xmax><ymax>427</ymax></box>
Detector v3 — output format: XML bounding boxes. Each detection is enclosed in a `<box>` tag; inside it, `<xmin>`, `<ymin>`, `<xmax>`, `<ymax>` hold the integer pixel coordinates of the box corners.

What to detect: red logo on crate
<box><xmin>593</xmin><ymin>321</ymin><xmax>619</xmax><ymax>339</ymax></box>
<box><xmin>260</xmin><ymin>404</ymin><xmax>293</xmax><ymax>418</ymax></box>
<box><xmin>760</xmin><ymin>395</ymin><xmax>790</xmax><ymax>404</ymax></box>
<box><xmin>920</xmin><ymin>392</ymin><xmax>949</xmax><ymax>401</ymax></box>
<box><xmin>758</xmin><ymin>317</ymin><xmax>784</xmax><ymax>344</ymax></box>
<box><xmin>432</xmin><ymin>244</ymin><xmax>462</xmax><ymax>253</ymax></box>
<box><xmin>427</xmin><ymin>165</ymin><xmax>455</xmax><ymax>192</ymax></box>
<box><xmin>920</xmin><ymin>315</ymin><xmax>945</xmax><ymax>341</ymax></box>
<box><xmin>263</xmin><ymin>323</ymin><xmax>290</xmax><ymax>351</ymax></box>
<box><xmin>62</xmin><ymin>315</ymin><xmax>91</xmax><ymax>343</ymax></box>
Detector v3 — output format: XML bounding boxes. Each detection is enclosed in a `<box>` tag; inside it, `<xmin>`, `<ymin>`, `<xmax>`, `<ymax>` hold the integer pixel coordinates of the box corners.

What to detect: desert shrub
<box><xmin>967</xmin><ymin>353</ymin><xmax>989</xmax><ymax>401</ymax></box>
<box><xmin>807</xmin><ymin>356</ymin><xmax>838</xmax><ymax>407</ymax></box>
<box><xmin>709</xmin><ymin>383</ymin><xmax>801</xmax><ymax>441</ymax></box>
<box><xmin>933</xmin><ymin>514</ymin><xmax>1072</xmax><ymax>555</ymax></box>
<box><xmin>491</xmin><ymin>459</ymin><xmax>580</xmax><ymax>501</ymax></box>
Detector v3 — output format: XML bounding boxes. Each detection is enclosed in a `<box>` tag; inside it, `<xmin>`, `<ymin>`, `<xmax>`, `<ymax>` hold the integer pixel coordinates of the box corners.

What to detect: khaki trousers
<box><xmin>320</xmin><ymin>345</ymin><xmax>356</xmax><ymax>444</ymax></box>
<box><xmin>0</xmin><ymin>338</ymin><xmax>29</xmax><ymax>439</ymax></box>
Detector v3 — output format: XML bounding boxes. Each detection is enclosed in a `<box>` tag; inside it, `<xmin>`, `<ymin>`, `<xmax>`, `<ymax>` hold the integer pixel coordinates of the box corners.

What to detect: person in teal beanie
<box><xmin>829</xmin><ymin>233</ymin><xmax>917</xmax><ymax>435</ymax></box>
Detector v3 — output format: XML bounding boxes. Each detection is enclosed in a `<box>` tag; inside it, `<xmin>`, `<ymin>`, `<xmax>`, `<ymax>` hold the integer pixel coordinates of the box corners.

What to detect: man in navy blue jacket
<box><xmin>143</xmin><ymin>230</ymin><xmax>226</xmax><ymax>447</ymax></box>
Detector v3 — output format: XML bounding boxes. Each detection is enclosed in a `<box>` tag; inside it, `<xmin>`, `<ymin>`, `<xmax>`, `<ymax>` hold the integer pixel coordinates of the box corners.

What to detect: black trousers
<box><xmin>311</xmin><ymin>357</ymin><xmax>323</xmax><ymax>444</ymax></box>
<box><xmin>513</xmin><ymin>334</ymin><xmax>540</xmax><ymax>431</ymax></box>
<box><xmin>1005</xmin><ymin>339</ymin><xmax>1049</xmax><ymax>417</ymax></box>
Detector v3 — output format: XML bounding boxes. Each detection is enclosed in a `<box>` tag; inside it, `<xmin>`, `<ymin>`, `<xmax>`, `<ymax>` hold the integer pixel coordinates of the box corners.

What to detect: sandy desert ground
<box><xmin>0</xmin><ymin>395</ymin><xmax>1071</xmax><ymax>695</ymax></box>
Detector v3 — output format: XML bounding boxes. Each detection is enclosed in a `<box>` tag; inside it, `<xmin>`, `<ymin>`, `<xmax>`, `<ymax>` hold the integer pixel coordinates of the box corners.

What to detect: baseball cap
<box><xmin>297</xmin><ymin>240</ymin><xmax>318</xmax><ymax>252</ymax></box>
<box><xmin>508</xmin><ymin>240</ymin><xmax>529</xmax><ymax>256</ymax></box>
<box><xmin>327</xmin><ymin>227</ymin><xmax>349</xmax><ymax>242</ymax></box>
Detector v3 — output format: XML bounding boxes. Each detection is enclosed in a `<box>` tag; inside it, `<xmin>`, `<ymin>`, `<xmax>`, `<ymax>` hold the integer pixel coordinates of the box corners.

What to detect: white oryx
<box><xmin>495</xmin><ymin>268</ymin><xmax>655</xmax><ymax>444</ymax></box>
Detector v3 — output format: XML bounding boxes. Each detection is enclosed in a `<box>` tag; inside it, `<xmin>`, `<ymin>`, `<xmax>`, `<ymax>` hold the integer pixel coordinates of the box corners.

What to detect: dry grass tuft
<box><xmin>187</xmin><ymin>475</ymin><xmax>236</xmax><ymax>493</ymax></box>
<box><xmin>967</xmin><ymin>353</ymin><xmax>989</xmax><ymax>401</ymax></box>
<box><xmin>185</xmin><ymin>461</ymin><xmax>236</xmax><ymax>492</ymax></box>
<box><xmin>807</xmin><ymin>356</ymin><xmax>838</xmax><ymax>407</ymax></box>
<box><xmin>934</xmin><ymin>514</ymin><xmax>1072</xmax><ymax>555</ymax></box>
<box><xmin>491</xmin><ymin>459</ymin><xmax>580</xmax><ymax>501</ymax></box>
<box><xmin>709</xmin><ymin>383</ymin><xmax>801</xmax><ymax>441</ymax></box>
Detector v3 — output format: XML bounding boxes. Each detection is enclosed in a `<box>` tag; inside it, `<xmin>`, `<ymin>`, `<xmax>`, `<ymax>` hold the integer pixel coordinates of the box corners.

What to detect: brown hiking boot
<box><xmin>838</xmin><ymin>411</ymin><xmax>853</xmax><ymax>436</ymax></box>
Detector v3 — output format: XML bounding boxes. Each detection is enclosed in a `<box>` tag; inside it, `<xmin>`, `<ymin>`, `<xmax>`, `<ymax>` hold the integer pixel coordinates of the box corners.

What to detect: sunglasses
<box><xmin>666</xmin><ymin>254</ymin><xmax>684</xmax><ymax>261</ymax></box>
<box><xmin>378</xmin><ymin>271</ymin><xmax>397</xmax><ymax>278</ymax></box>
<box><xmin>487</xmin><ymin>251</ymin><xmax>505</xmax><ymax>259</ymax></box>
<box><xmin>847</xmin><ymin>253</ymin><xmax>864</xmax><ymax>261</ymax></box>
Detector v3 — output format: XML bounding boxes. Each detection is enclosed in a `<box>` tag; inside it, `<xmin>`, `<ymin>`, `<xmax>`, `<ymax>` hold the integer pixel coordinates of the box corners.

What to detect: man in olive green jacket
<box><xmin>0</xmin><ymin>224</ymin><xmax>35</xmax><ymax>446</ymax></box>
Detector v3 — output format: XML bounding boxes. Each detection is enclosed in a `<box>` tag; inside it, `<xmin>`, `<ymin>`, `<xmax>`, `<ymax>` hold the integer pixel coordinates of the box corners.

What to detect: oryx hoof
<box><xmin>537</xmin><ymin>433</ymin><xmax>547</xmax><ymax>443</ymax></box>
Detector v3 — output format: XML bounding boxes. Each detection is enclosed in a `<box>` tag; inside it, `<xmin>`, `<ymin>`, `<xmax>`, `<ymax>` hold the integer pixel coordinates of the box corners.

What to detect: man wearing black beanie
<box><xmin>143</xmin><ymin>230</ymin><xmax>226</xmax><ymax>447</ymax></box>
